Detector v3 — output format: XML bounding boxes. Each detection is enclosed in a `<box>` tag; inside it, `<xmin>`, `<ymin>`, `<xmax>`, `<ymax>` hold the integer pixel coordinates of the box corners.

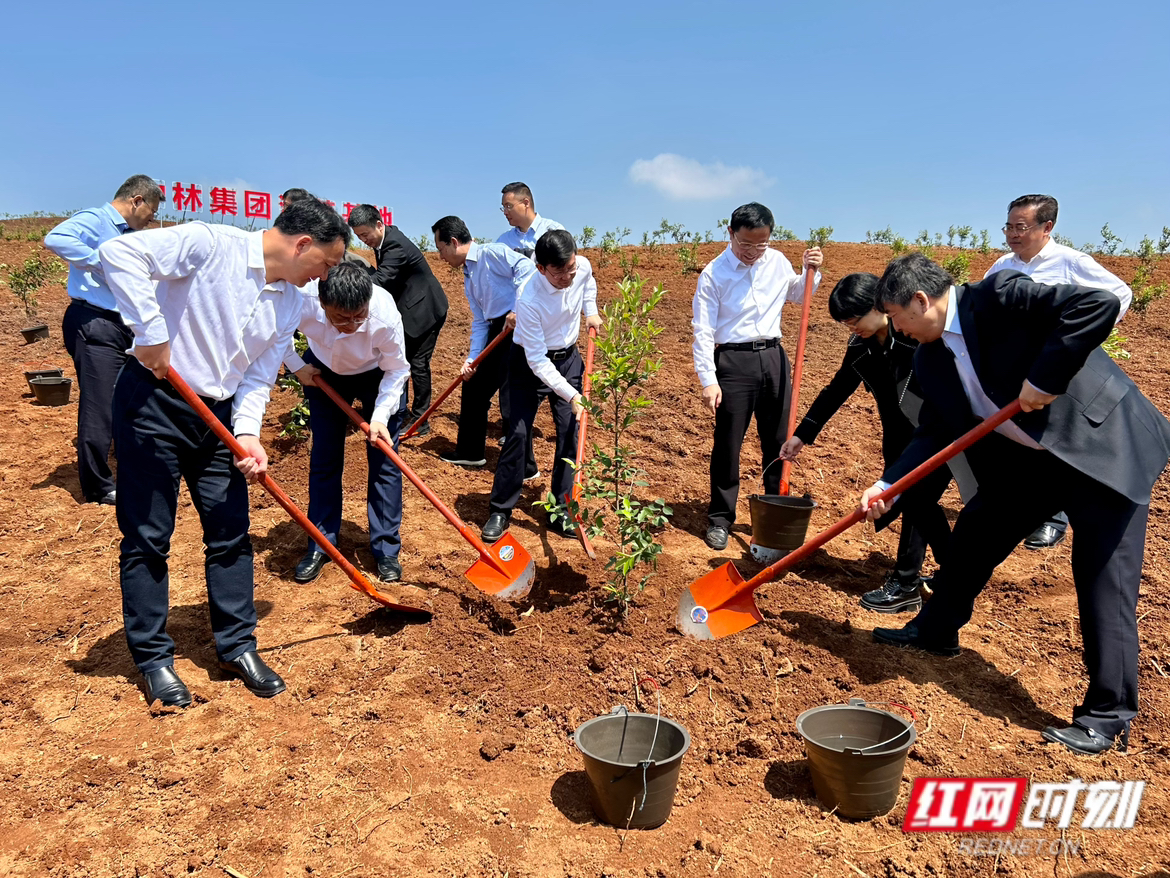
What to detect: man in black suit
<box><xmin>349</xmin><ymin>205</ymin><xmax>448</xmax><ymax>434</ymax></box>
<box><xmin>860</xmin><ymin>253</ymin><xmax>1170</xmax><ymax>755</ymax></box>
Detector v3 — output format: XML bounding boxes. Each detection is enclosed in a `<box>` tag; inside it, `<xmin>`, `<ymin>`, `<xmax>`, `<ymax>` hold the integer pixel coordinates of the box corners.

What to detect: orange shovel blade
<box><xmin>464</xmin><ymin>532</ymin><xmax>535</xmax><ymax>601</ymax></box>
<box><xmin>676</xmin><ymin>562</ymin><xmax>764</xmax><ymax>640</ymax></box>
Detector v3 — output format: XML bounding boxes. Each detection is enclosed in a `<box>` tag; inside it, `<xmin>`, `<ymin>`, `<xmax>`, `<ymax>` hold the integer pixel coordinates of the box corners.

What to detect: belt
<box><xmin>70</xmin><ymin>299</ymin><xmax>124</xmax><ymax>322</ymax></box>
<box><xmin>717</xmin><ymin>337</ymin><xmax>780</xmax><ymax>351</ymax></box>
<box><xmin>547</xmin><ymin>345</ymin><xmax>575</xmax><ymax>362</ymax></box>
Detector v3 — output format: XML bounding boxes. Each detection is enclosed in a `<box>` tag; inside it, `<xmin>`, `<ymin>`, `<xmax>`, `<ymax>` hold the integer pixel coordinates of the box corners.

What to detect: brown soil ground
<box><xmin>2</xmin><ymin>217</ymin><xmax>1170</xmax><ymax>878</ymax></box>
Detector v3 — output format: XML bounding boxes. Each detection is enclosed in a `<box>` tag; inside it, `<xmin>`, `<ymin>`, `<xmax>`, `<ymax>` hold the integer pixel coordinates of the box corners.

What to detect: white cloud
<box><xmin>628</xmin><ymin>153</ymin><xmax>774</xmax><ymax>200</ymax></box>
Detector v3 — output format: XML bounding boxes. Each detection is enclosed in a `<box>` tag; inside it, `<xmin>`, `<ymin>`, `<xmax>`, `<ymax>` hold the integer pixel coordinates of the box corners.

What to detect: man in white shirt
<box><xmin>283</xmin><ymin>262</ymin><xmax>411</xmax><ymax>585</ymax></box>
<box><xmin>984</xmin><ymin>194</ymin><xmax>1133</xmax><ymax>551</ymax></box>
<box><xmin>691</xmin><ymin>202</ymin><xmax>823</xmax><ymax>550</ymax></box>
<box><xmin>98</xmin><ymin>198</ymin><xmax>349</xmax><ymax>708</ymax></box>
<box><xmin>433</xmin><ymin>215</ymin><xmax>537</xmax><ymax>472</ymax></box>
<box><xmin>496</xmin><ymin>182</ymin><xmax>565</xmax><ymax>257</ymax></box>
<box><xmin>481</xmin><ymin>230</ymin><xmax>601</xmax><ymax>542</ymax></box>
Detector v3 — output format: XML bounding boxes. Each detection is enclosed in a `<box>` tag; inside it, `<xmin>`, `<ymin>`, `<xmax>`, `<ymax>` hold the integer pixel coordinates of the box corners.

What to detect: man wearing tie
<box><xmin>861</xmin><ymin>253</ymin><xmax>1170</xmax><ymax>755</ymax></box>
<box><xmin>44</xmin><ymin>175</ymin><xmax>162</xmax><ymax>506</ymax></box>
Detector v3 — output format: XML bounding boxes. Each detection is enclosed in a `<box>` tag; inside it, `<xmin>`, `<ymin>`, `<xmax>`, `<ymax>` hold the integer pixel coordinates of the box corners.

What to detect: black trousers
<box><xmin>913</xmin><ymin>434</ymin><xmax>1147</xmax><ymax>738</ymax></box>
<box><xmin>404</xmin><ymin>313</ymin><xmax>446</xmax><ymax>423</ymax></box>
<box><xmin>302</xmin><ymin>351</ymin><xmax>406</xmax><ymax>560</ymax></box>
<box><xmin>113</xmin><ymin>359</ymin><xmax>256</xmax><ymax>672</ymax></box>
<box><xmin>490</xmin><ymin>346</ymin><xmax>582</xmax><ymax>516</ymax></box>
<box><xmin>62</xmin><ymin>300</ymin><xmax>133</xmax><ymax>501</ymax></box>
<box><xmin>884</xmin><ymin>459</ymin><xmax>953</xmax><ymax>583</ymax></box>
<box><xmin>708</xmin><ymin>345</ymin><xmax>791</xmax><ymax>528</ymax></box>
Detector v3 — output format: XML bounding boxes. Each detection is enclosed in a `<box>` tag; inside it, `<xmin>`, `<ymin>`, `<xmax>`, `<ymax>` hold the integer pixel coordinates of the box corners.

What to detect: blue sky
<box><xmin>2</xmin><ymin>0</ymin><xmax>1167</xmax><ymax>250</ymax></box>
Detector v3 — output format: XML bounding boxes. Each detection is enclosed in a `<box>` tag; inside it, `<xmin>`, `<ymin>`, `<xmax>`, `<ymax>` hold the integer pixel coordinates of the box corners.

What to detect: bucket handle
<box><xmin>843</xmin><ymin>699</ymin><xmax>917</xmax><ymax>755</ymax></box>
<box><xmin>607</xmin><ymin>676</ymin><xmax>664</xmax><ymax>813</ymax></box>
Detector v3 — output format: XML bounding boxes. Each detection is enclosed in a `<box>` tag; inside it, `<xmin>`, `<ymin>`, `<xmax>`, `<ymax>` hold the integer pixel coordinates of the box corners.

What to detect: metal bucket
<box><xmin>574</xmin><ymin>708</ymin><xmax>690</xmax><ymax>829</ymax></box>
<box><xmin>749</xmin><ymin>493</ymin><xmax>817</xmax><ymax>563</ymax></box>
<box><xmin>796</xmin><ymin>699</ymin><xmax>916</xmax><ymax>819</ymax></box>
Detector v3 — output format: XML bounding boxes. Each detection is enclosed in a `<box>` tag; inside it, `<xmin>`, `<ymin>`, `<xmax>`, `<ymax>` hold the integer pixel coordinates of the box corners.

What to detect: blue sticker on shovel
<box><xmin>499</xmin><ymin>546</ymin><xmax>514</xmax><ymax>562</ymax></box>
<box><xmin>691</xmin><ymin>606</ymin><xmax>709</xmax><ymax>624</ymax></box>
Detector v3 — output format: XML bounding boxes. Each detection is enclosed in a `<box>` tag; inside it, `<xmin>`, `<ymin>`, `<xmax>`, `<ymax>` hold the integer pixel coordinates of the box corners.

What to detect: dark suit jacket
<box><xmin>883</xmin><ymin>270</ymin><xmax>1170</xmax><ymax>505</ymax></box>
<box><xmin>794</xmin><ymin>327</ymin><xmax>920</xmax><ymax>463</ymax></box>
<box><xmin>370</xmin><ymin>225</ymin><xmax>448</xmax><ymax>338</ymax></box>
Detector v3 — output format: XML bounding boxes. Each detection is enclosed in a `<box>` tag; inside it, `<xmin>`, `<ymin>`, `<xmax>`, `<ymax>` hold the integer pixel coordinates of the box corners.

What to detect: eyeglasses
<box><xmin>327</xmin><ymin>312</ymin><xmax>368</xmax><ymax>329</ymax></box>
<box><xmin>500</xmin><ymin>200</ymin><xmax>528</xmax><ymax>214</ymax></box>
<box><xmin>1002</xmin><ymin>223</ymin><xmax>1038</xmax><ymax>234</ymax></box>
<box><xmin>732</xmin><ymin>232</ymin><xmax>771</xmax><ymax>254</ymax></box>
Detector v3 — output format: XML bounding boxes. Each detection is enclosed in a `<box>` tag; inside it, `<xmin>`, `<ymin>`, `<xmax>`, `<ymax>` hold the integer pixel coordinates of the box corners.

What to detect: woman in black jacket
<box><xmin>779</xmin><ymin>273</ymin><xmax>952</xmax><ymax>613</ymax></box>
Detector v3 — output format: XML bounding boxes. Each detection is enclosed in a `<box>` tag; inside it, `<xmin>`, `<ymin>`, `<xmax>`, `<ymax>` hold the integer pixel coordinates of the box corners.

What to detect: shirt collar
<box><xmin>720</xmin><ymin>244</ymin><xmax>771</xmax><ymax>271</ymax></box>
<box><xmin>1015</xmin><ymin>237</ymin><xmax>1056</xmax><ymax>266</ymax></box>
<box><xmin>942</xmin><ymin>285</ymin><xmax>960</xmax><ymax>335</ymax></box>
<box><xmin>248</xmin><ymin>230</ymin><xmax>266</xmax><ymax>271</ymax></box>
<box><xmin>102</xmin><ymin>202</ymin><xmax>128</xmax><ymax>231</ymax></box>
<box><xmin>466</xmin><ymin>241</ymin><xmax>481</xmax><ymax>264</ymax></box>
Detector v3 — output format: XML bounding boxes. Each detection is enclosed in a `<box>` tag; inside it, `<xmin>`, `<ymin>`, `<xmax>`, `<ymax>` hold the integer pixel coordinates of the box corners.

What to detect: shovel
<box><xmin>678</xmin><ymin>399</ymin><xmax>1023</xmax><ymax>640</ymax></box>
<box><xmin>777</xmin><ymin>266</ymin><xmax>817</xmax><ymax>496</ymax></box>
<box><xmin>164</xmin><ymin>367</ymin><xmax>430</xmax><ymax>615</ymax></box>
<box><xmin>401</xmin><ymin>325</ymin><xmax>514</xmax><ymax>440</ymax></box>
<box><xmin>565</xmin><ymin>327</ymin><xmax>598</xmax><ymax>559</ymax></box>
<box><xmin>312</xmin><ymin>375</ymin><xmax>536</xmax><ymax>601</ymax></box>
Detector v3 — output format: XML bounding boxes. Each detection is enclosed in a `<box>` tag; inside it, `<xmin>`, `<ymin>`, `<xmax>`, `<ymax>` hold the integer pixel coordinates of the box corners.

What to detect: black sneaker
<box><xmin>860</xmin><ymin>575</ymin><xmax>924</xmax><ymax>614</ymax></box>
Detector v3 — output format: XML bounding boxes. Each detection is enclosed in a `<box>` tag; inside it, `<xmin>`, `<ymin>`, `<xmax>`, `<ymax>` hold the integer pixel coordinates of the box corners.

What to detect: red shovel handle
<box><xmin>778</xmin><ymin>266</ymin><xmax>817</xmax><ymax>494</ymax></box>
<box><xmin>402</xmin><ymin>324</ymin><xmax>514</xmax><ymax>439</ymax></box>
<box><xmin>741</xmin><ymin>399</ymin><xmax>1024</xmax><ymax>595</ymax></box>
<box><xmin>310</xmin><ymin>375</ymin><xmax>510</xmax><ymax>578</ymax></box>
<box><xmin>568</xmin><ymin>327</ymin><xmax>598</xmax><ymax>559</ymax></box>
<box><xmin>163</xmin><ymin>367</ymin><xmax>419</xmax><ymax>611</ymax></box>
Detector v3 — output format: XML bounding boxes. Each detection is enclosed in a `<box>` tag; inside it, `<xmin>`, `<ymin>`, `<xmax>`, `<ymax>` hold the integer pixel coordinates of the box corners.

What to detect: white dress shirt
<box><xmin>941</xmin><ymin>286</ymin><xmax>1042</xmax><ymax>449</ymax></box>
<box><xmin>513</xmin><ymin>255</ymin><xmax>598</xmax><ymax>401</ymax></box>
<box><xmin>691</xmin><ymin>246</ymin><xmax>821</xmax><ymax>388</ymax></box>
<box><xmin>984</xmin><ymin>239</ymin><xmax>1131</xmax><ymax>320</ymax></box>
<box><xmin>496</xmin><ymin>215</ymin><xmax>565</xmax><ymax>254</ymax></box>
<box><xmin>99</xmin><ymin>223</ymin><xmax>302</xmax><ymax>437</ymax></box>
<box><xmin>463</xmin><ymin>242</ymin><xmax>536</xmax><ymax>363</ymax></box>
<box><xmin>283</xmin><ymin>284</ymin><xmax>411</xmax><ymax>426</ymax></box>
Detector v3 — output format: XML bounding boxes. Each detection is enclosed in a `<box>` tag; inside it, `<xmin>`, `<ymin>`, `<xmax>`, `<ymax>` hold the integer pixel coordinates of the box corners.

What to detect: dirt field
<box><xmin>3</xmin><ymin>217</ymin><xmax>1170</xmax><ymax>878</ymax></box>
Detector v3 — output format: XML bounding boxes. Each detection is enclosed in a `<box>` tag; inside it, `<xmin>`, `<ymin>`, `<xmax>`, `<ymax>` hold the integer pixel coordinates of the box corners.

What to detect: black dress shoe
<box><xmin>547</xmin><ymin>514</ymin><xmax>577</xmax><ymax>538</ymax></box>
<box><xmin>872</xmin><ymin>622</ymin><xmax>961</xmax><ymax>657</ymax></box>
<box><xmin>1025</xmin><ymin>523</ymin><xmax>1066</xmax><ymax>550</ymax></box>
<box><xmin>705</xmin><ymin>525</ymin><xmax>729</xmax><ymax>550</ymax></box>
<box><xmin>294</xmin><ymin>549</ymin><xmax>329</xmax><ymax>583</ymax></box>
<box><xmin>377</xmin><ymin>556</ymin><xmax>402</xmax><ymax>582</ymax></box>
<box><xmin>481</xmin><ymin>512</ymin><xmax>509</xmax><ymax>543</ymax></box>
<box><xmin>98</xmin><ymin>490</ymin><xmax>117</xmax><ymax>506</ymax></box>
<box><xmin>1042</xmin><ymin>724</ymin><xmax>1127</xmax><ymax>755</ymax></box>
<box><xmin>218</xmin><ymin>651</ymin><xmax>286</xmax><ymax>698</ymax></box>
<box><xmin>860</xmin><ymin>575</ymin><xmax>924</xmax><ymax>614</ymax></box>
<box><xmin>143</xmin><ymin>666</ymin><xmax>192</xmax><ymax>708</ymax></box>
<box><xmin>405</xmin><ymin>421</ymin><xmax>430</xmax><ymax>438</ymax></box>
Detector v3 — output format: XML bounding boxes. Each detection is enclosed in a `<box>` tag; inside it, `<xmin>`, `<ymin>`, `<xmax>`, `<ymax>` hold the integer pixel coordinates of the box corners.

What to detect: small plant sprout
<box><xmin>579</xmin><ymin>226</ymin><xmax>596</xmax><ymax>248</ymax></box>
<box><xmin>807</xmin><ymin>226</ymin><xmax>833</xmax><ymax>248</ymax></box>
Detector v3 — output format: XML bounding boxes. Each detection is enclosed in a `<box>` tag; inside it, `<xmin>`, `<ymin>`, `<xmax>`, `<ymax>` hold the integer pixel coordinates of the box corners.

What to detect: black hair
<box><xmin>1008</xmin><ymin>194</ymin><xmax>1059</xmax><ymax>226</ymax></box>
<box><xmin>728</xmin><ymin>202</ymin><xmax>774</xmax><ymax>234</ymax></box>
<box><xmin>281</xmin><ymin>188</ymin><xmax>313</xmax><ymax>208</ymax></box>
<box><xmin>876</xmin><ymin>253</ymin><xmax>953</xmax><ymax>307</ymax></box>
<box><xmin>274</xmin><ymin>198</ymin><xmax>351</xmax><ymax>246</ymax></box>
<box><xmin>347</xmin><ymin>204</ymin><xmax>382</xmax><ymax>229</ymax></box>
<box><xmin>501</xmin><ymin>182</ymin><xmax>534</xmax><ymax>206</ymax></box>
<box><xmin>827</xmin><ymin>273</ymin><xmax>881</xmax><ymax>322</ymax></box>
<box><xmin>534</xmin><ymin>229</ymin><xmax>576</xmax><ymax>268</ymax></box>
<box><xmin>114</xmin><ymin>174</ymin><xmax>161</xmax><ymax>205</ymax></box>
<box><xmin>318</xmin><ymin>262</ymin><xmax>373</xmax><ymax>311</ymax></box>
<box><xmin>431</xmin><ymin>215</ymin><xmax>472</xmax><ymax>245</ymax></box>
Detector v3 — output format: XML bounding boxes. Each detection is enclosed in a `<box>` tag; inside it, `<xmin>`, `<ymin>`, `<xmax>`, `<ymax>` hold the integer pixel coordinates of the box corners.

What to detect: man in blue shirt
<box><xmin>44</xmin><ymin>175</ymin><xmax>161</xmax><ymax>505</ymax></box>
<box><xmin>496</xmin><ymin>182</ymin><xmax>564</xmax><ymax>257</ymax></box>
<box><xmin>433</xmin><ymin>215</ymin><xmax>539</xmax><ymax>475</ymax></box>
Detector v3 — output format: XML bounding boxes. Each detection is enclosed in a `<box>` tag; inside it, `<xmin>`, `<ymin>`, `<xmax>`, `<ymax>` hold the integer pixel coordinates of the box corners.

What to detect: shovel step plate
<box><xmin>676</xmin><ymin>563</ymin><xmax>764</xmax><ymax>640</ymax></box>
<box><xmin>466</xmin><ymin>532</ymin><xmax>535</xmax><ymax>601</ymax></box>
